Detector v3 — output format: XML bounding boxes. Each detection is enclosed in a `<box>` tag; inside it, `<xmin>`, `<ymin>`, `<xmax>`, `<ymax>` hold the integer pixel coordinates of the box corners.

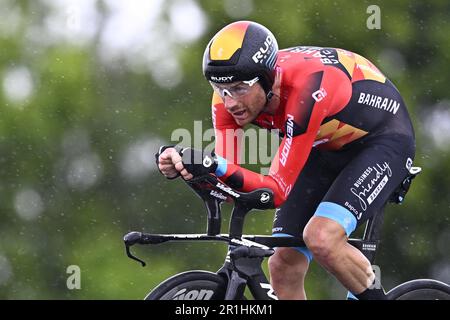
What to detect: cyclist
<box><xmin>156</xmin><ymin>21</ymin><xmax>415</xmax><ymax>300</ymax></box>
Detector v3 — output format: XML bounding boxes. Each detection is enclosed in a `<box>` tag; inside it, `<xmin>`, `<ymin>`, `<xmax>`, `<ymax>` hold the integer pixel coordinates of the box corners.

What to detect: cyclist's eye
<box><xmin>233</xmin><ymin>86</ymin><xmax>248</xmax><ymax>95</ymax></box>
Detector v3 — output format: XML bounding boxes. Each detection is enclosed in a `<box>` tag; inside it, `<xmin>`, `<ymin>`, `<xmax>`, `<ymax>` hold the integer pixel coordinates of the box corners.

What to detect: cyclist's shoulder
<box><xmin>278</xmin><ymin>45</ymin><xmax>346</xmax><ymax>66</ymax></box>
<box><xmin>278</xmin><ymin>45</ymin><xmax>371</xmax><ymax>63</ymax></box>
<box><xmin>278</xmin><ymin>46</ymin><xmax>383</xmax><ymax>76</ymax></box>
<box><xmin>277</xmin><ymin>47</ymin><xmax>353</xmax><ymax>117</ymax></box>
<box><xmin>282</xmin><ymin>46</ymin><xmax>387</xmax><ymax>83</ymax></box>
<box><xmin>278</xmin><ymin>46</ymin><xmax>352</xmax><ymax>85</ymax></box>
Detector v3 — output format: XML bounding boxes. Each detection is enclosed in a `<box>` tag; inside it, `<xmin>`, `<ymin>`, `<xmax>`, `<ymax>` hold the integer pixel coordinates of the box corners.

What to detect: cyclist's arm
<box><xmin>214</xmin><ymin>68</ymin><xmax>351</xmax><ymax>207</ymax></box>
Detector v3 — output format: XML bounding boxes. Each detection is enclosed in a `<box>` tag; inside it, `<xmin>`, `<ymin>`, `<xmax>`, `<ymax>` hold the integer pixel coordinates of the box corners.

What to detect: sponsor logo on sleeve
<box><xmin>280</xmin><ymin>114</ymin><xmax>294</xmax><ymax>166</ymax></box>
<box><xmin>312</xmin><ymin>88</ymin><xmax>327</xmax><ymax>102</ymax></box>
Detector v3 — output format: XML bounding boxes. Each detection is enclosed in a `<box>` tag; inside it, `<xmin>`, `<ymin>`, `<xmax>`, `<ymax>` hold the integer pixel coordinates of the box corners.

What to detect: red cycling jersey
<box><xmin>212</xmin><ymin>46</ymin><xmax>411</xmax><ymax>207</ymax></box>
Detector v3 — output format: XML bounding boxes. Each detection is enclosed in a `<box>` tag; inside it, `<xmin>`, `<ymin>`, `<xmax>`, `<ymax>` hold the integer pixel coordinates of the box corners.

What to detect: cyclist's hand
<box><xmin>156</xmin><ymin>146</ymin><xmax>218</xmax><ymax>180</ymax></box>
<box><xmin>156</xmin><ymin>146</ymin><xmax>193</xmax><ymax>180</ymax></box>
<box><xmin>157</xmin><ymin>148</ymin><xmax>179</xmax><ymax>179</ymax></box>
<box><xmin>171</xmin><ymin>149</ymin><xmax>194</xmax><ymax>180</ymax></box>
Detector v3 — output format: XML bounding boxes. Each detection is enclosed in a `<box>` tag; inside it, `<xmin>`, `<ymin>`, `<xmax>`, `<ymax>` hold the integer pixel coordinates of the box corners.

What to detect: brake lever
<box><xmin>125</xmin><ymin>244</ymin><xmax>146</xmax><ymax>267</ymax></box>
<box><xmin>123</xmin><ymin>232</ymin><xmax>147</xmax><ymax>267</ymax></box>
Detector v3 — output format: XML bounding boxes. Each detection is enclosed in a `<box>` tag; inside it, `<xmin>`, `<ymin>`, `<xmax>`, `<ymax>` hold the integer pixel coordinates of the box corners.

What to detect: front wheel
<box><xmin>386</xmin><ymin>279</ymin><xmax>450</xmax><ymax>300</ymax></box>
<box><xmin>145</xmin><ymin>270</ymin><xmax>227</xmax><ymax>300</ymax></box>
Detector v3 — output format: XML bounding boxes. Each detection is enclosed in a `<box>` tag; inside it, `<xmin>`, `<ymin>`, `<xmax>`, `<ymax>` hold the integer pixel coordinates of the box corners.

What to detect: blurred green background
<box><xmin>0</xmin><ymin>0</ymin><xmax>449</xmax><ymax>299</ymax></box>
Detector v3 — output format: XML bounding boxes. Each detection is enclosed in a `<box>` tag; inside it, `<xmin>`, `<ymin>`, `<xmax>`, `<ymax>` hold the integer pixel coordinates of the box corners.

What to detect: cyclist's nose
<box><xmin>223</xmin><ymin>95</ymin><xmax>239</xmax><ymax>110</ymax></box>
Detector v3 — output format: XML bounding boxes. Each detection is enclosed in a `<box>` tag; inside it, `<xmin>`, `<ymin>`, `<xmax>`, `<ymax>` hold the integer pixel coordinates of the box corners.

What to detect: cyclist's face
<box><xmin>211</xmin><ymin>79</ymin><xmax>266</xmax><ymax>126</ymax></box>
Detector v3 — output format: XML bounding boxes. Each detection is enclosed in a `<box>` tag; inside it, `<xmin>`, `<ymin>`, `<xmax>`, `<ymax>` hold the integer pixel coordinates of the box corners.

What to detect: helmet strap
<box><xmin>260</xmin><ymin>90</ymin><xmax>274</xmax><ymax>114</ymax></box>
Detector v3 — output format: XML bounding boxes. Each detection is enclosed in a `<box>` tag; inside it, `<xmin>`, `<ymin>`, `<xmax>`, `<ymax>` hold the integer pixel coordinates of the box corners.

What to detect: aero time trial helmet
<box><xmin>202</xmin><ymin>21</ymin><xmax>278</xmax><ymax>96</ymax></box>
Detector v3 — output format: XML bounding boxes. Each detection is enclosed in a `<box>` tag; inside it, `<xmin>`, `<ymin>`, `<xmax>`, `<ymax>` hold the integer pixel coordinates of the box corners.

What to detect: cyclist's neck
<box><xmin>263</xmin><ymin>93</ymin><xmax>280</xmax><ymax>115</ymax></box>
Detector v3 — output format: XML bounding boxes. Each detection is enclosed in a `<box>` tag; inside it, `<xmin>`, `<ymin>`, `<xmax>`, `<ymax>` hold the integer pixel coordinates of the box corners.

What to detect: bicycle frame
<box><xmin>218</xmin><ymin>252</ymin><xmax>275</xmax><ymax>300</ymax></box>
<box><xmin>123</xmin><ymin>174</ymin><xmax>394</xmax><ymax>300</ymax></box>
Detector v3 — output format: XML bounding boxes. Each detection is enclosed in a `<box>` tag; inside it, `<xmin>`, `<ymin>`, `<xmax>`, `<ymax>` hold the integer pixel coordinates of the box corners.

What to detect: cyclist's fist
<box><xmin>157</xmin><ymin>147</ymin><xmax>179</xmax><ymax>179</ymax></box>
<box><xmin>156</xmin><ymin>146</ymin><xmax>218</xmax><ymax>180</ymax></box>
<box><xmin>155</xmin><ymin>146</ymin><xmax>193</xmax><ymax>180</ymax></box>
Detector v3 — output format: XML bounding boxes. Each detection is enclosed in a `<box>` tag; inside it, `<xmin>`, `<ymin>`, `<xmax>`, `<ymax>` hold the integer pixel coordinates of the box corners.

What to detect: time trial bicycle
<box><xmin>123</xmin><ymin>166</ymin><xmax>450</xmax><ymax>300</ymax></box>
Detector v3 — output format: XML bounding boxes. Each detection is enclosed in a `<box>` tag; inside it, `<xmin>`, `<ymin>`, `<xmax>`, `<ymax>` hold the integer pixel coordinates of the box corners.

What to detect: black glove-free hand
<box><xmin>155</xmin><ymin>145</ymin><xmax>184</xmax><ymax>179</ymax></box>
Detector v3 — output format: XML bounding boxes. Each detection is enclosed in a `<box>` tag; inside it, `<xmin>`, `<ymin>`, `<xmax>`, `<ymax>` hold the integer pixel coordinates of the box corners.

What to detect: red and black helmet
<box><xmin>202</xmin><ymin>21</ymin><xmax>278</xmax><ymax>94</ymax></box>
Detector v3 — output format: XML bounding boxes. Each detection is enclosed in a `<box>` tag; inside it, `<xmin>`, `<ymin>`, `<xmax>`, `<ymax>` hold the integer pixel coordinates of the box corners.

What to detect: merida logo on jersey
<box><xmin>216</xmin><ymin>182</ymin><xmax>240</xmax><ymax>198</ymax></box>
<box><xmin>280</xmin><ymin>114</ymin><xmax>294</xmax><ymax>166</ymax></box>
<box><xmin>252</xmin><ymin>36</ymin><xmax>273</xmax><ymax>63</ymax></box>
<box><xmin>358</xmin><ymin>92</ymin><xmax>400</xmax><ymax>115</ymax></box>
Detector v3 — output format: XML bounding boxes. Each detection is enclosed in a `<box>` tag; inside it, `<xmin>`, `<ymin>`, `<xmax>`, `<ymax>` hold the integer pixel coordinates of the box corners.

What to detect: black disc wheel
<box><xmin>145</xmin><ymin>270</ymin><xmax>226</xmax><ymax>300</ymax></box>
<box><xmin>386</xmin><ymin>279</ymin><xmax>450</xmax><ymax>300</ymax></box>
